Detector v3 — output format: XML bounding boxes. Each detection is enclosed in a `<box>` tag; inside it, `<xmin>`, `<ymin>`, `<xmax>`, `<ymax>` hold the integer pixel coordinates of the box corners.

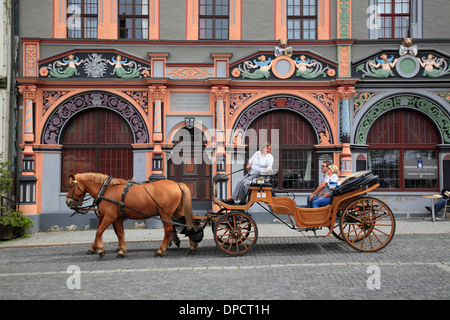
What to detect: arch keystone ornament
<box><xmin>42</xmin><ymin>91</ymin><xmax>149</xmax><ymax>145</ymax></box>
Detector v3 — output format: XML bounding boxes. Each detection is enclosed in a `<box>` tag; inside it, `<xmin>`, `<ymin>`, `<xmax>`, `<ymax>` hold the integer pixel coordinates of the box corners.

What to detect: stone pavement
<box><xmin>1</xmin><ymin>219</ymin><xmax>449</xmax><ymax>248</ymax></box>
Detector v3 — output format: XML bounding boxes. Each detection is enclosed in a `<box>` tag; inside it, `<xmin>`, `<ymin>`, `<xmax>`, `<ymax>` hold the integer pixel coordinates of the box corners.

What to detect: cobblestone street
<box><xmin>1</xmin><ymin>233</ymin><xmax>449</xmax><ymax>302</ymax></box>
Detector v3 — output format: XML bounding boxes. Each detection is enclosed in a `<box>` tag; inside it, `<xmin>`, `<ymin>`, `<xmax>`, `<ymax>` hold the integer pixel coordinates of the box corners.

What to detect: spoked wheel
<box><xmin>214</xmin><ymin>211</ymin><xmax>258</xmax><ymax>255</ymax></box>
<box><xmin>340</xmin><ymin>197</ymin><xmax>395</xmax><ymax>252</ymax></box>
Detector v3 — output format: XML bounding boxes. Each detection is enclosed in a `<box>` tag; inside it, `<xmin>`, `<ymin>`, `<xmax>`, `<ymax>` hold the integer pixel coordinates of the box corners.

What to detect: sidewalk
<box><xmin>1</xmin><ymin>219</ymin><xmax>449</xmax><ymax>249</ymax></box>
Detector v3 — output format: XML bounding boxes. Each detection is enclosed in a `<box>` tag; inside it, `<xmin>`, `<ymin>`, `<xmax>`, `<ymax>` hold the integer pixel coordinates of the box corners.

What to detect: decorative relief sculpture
<box><xmin>231</xmin><ymin>53</ymin><xmax>336</xmax><ymax>80</ymax></box>
<box><xmin>39</xmin><ymin>51</ymin><xmax>151</xmax><ymax>80</ymax></box>
<box><xmin>295</xmin><ymin>55</ymin><xmax>329</xmax><ymax>79</ymax></box>
<box><xmin>417</xmin><ymin>54</ymin><xmax>450</xmax><ymax>78</ymax></box>
<box><xmin>354</xmin><ymin>39</ymin><xmax>450</xmax><ymax>79</ymax></box>
<box><xmin>46</xmin><ymin>54</ymin><xmax>84</xmax><ymax>78</ymax></box>
<box><xmin>83</xmin><ymin>53</ymin><xmax>108</xmax><ymax>78</ymax></box>
<box><xmin>357</xmin><ymin>54</ymin><xmax>398</xmax><ymax>78</ymax></box>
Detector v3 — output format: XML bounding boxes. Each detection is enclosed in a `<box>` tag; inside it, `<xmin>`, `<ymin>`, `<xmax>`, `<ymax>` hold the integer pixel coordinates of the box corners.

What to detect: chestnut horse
<box><xmin>66</xmin><ymin>173</ymin><xmax>198</xmax><ymax>259</ymax></box>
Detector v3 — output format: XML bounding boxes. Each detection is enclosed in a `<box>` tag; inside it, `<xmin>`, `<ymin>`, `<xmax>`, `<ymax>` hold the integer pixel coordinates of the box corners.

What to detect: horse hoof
<box><xmin>98</xmin><ymin>252</ymin><xmax>106</xmax><ymax>260</ymax></box>
<box><xmin>189</xmin><ymin>249</ymin><xmax>197</xmax><ymax>255</ymax></box>
<box><xmin>116</xmin><ymin>253</ymin><xmax>125</xmax><ymax>259</ymax></box>
<box><xmin>86</xmin><ymin>249</ymin><xmax>96</xmax><ymax>255</ymax></box>
<box><xmin>175</xmin><ymin>240</ymin><xmax>181</xmax><ymax>248</ymax></box>
<box><xmin>154</xmin><ymin>251</ymin><xmax>164</xmax><ymax>258</ymax></box>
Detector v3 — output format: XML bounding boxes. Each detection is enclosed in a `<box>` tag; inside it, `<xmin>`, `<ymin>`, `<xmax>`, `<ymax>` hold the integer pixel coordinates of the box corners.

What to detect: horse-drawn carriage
<box><xmin>66</xmin><ymin>170</ymin><xmax>395</xmax><ymax>259</ymax></box>
<box><xmin>207</xmin><ymin>170</ymin><xmax>395</xmax><ymax>255</ymax></box>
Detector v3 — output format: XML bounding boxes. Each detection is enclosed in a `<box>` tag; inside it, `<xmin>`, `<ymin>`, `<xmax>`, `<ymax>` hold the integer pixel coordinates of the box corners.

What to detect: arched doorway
<box><xmin>367</xmin><ymin>109</ymin><xmax>440</xmax><ymax>191</ymax></box>
<box><xmin>168</xmin><ymin>127</ymin><xmax>212</xmax><ymax>210</ymax></box>
<box><xmin>60</xmin><ymin>109</ymin><xmax>134</xmax><ymax>190</ymax></box>
<box><xmin>246</xmin><ymin>110</ymin><xmax>317</xmax><ymax>191</ymax></box>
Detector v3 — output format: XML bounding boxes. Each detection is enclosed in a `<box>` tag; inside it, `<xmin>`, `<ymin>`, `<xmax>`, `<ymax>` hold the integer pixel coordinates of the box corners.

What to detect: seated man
<box><xmin>312</xmin><ymin>164</ymin><xmax>340</xmax><ymax>208</ymax></box>
<box><xmin>224</xmin><ymin>144</ymin><xmax>273</xmax><ymax>205</ymax></box>
<box><xmin>307</xmin><ymin>160</ymin><xmax>332</xmax><ymax>208</ymax></box>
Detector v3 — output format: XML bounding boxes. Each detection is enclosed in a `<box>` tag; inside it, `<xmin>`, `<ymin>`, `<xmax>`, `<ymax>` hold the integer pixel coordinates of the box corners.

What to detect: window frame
<box><xmin>118</xmin><ymin>0</ymin><xmax>150</xmax><ymax>40</ymax></box>
<box><xmin>377</xmin><ymin>0</ymin><xmax>411</xmax><ymax>39</ymax></box>
<box><xmin>198</xmin><ymin>0</ymin><xmax>230</xmax><ymax>40</ymax></box>
<box><xmin>66</xmin><ymin>0</ymin><xmax>99</xmax><ymax>39</ymax></box>
<box><xmin>286</xmin><ymin>0</ymin><xmax>318</xmax><ymax>40</ymax></box>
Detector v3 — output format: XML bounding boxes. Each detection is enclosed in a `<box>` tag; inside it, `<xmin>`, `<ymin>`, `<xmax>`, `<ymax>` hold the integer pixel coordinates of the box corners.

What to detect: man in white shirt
<box><xmin>224</xmin><ymin>144</ymin><xmax>274</xmax><ymax>205</ymax></box>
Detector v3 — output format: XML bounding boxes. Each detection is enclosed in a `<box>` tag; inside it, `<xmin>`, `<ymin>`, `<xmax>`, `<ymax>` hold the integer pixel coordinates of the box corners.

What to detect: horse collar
<box><xmin>94</xmin><ymin>176</ymin><xmax>114</xmax><ymax>206</ymax></box>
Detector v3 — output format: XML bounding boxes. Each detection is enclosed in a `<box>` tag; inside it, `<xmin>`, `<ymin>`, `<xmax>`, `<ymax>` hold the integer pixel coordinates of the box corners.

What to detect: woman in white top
<box><xmin>312</xmin><ymin>164</ymin><xmax>340</xmax><ymax>208</ymax></box>
<box><xmin>224</xmin><ymin>144</ymin><xmax>274</xmax><ymax>205</ymax></box>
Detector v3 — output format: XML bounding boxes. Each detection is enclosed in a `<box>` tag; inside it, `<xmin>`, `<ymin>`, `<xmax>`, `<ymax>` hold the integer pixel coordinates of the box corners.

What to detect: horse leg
<box><xmin>188</xmin><ymin>235</ymin><xmax>198</xmax><ymax>255</ymax></box>
<box><xmin>168</xmin><ymin>229</ymin><xmax>180</xmax><ymax>248</ymax></box>
<box><xmin>87</xmin><ymin>214</ymin><xmax>104</xmax><ymax>254</ymax></box>
<box><xmin>155</xmin><ymin>221</ymin><xmax>173</xmax><ymax>257</ymax></box>
<box><xmin>113</xmin><ymin>220</ymin><xmax>127</xmax><ymax>258</ymax></box>
<box><xmin>96</xmin><ymin>216</ymin><xmax>114</xmax><ymax>260</ymax></box>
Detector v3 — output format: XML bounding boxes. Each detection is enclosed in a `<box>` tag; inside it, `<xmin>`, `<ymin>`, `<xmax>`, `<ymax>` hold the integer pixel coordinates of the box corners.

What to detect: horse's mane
<box><xmin>75</xmin><ymin>173</ymin><xmax>127</xmax><ymax>185</ymax></box>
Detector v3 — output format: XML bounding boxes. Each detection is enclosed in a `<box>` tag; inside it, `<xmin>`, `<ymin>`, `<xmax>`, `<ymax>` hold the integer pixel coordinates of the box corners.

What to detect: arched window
<box><xmin>61</xmin><ymin>109</ymin><xmax>134</xmax><ymax>190</ymax></box>
<box><xmin>367</xmin><ymin>109</ymin><xmax>439</xmax><ymax>190</ymax></box>
<box><xmin>247</xmin><ymin>110</ymin><xmax>317</xmax><ymax>190</ymax></box>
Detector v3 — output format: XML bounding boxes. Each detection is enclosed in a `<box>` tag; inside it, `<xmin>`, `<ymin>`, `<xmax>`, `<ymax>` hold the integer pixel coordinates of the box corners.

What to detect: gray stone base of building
<box><xmin>24</xmin><ymin>210</ymin><xmax>446</xmax><ymax>233</ymax></box>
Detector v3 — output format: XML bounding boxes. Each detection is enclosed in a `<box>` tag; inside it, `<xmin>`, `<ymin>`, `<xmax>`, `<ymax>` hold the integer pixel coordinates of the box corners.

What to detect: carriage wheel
<box><xmin>214</xmin><ymin>211</ymin><xmax>258</xmax><ymax>255</ymax></box>
<box><xmin>340</xmin><ymin>197</ymin><xmax>395</xmax><ymax>252</ymax></box>
<box><xmin>332</xmin><ymin>209</ymin><xmax>366</xmax><ymax>242</ymax></box>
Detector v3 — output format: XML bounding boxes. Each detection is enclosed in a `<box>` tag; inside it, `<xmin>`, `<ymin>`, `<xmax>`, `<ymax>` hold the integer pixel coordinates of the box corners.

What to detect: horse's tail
<box><xmin>178</xmin><ymin>183</ymin><xmax>195</xmax><ymax>230</ymax></box>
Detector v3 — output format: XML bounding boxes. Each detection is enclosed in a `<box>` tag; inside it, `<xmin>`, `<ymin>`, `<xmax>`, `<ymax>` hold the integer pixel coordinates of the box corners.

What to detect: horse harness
<box><xmin>91</xmin><ymin>177</ymin><xmax>195</xmax><ymax>230</ymax></box>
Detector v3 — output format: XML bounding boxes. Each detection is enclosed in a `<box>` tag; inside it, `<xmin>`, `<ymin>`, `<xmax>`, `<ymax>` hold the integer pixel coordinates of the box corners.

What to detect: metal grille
<box><xmin>61</xmin><ymin>109</ymin><xmax>133</xmax><ymax>190</ymax></box>
<box><xmin>248</xmin><ymin>110</ymin><xmax>316</xmax><ymax>190</ymax></box>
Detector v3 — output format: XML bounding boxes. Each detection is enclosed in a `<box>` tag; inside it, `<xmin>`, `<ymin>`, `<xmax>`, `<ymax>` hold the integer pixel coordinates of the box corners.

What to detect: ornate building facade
<box><xmin>15</xmin><ymin>0</ymin><xmax>450</xmax><ymax>230</ymax></box>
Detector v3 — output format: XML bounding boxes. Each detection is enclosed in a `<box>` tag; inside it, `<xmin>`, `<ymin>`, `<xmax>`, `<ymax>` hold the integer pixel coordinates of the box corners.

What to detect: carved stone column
<box><xmin>337</xmin><ymin>86</ymin><xmax>355</xmax><ymax>176</ymax></box>
<box><xmin>17</xmin><ymin>85</ymin><xmax>38</xmax><ymax>214</ymax></box>
<box><xmin>211</xmin><ymin>86</ymin><xmax>229</xmax><ymax>199</ymax></box>
<box><xmin>149</xmin><ymin>85</ymin><xmax>167</xmax><ymax>181</ymax></box>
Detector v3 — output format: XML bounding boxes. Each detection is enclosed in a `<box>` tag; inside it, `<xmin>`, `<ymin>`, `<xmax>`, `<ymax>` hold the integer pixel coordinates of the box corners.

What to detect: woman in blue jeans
<box><xmin>312</xmin><ymin>164</ymin><xmax>340</xmax><ymax>208</ymax></box>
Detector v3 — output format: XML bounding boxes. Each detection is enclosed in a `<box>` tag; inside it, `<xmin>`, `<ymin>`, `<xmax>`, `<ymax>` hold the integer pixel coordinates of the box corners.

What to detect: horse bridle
<box><xmin>67</xmin><ymin>179</ymin><xmax>87</xmax><ymax>207</ymax></box>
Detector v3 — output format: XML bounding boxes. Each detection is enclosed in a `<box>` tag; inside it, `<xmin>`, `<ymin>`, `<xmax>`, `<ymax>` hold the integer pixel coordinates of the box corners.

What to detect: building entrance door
<box><xmin>168</xmin><ymin>127</ymin><xmax>212</xmax><ymax>210</ymax></box>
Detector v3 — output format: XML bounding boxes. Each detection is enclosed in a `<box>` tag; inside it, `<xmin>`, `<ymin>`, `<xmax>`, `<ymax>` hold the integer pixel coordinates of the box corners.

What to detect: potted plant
<box><xmin>0</xmin><ymin>209</ymin><xmax>34</xmax><ymax>239</ymax></box>
<box><xmin>0</xmin><ymin>155</ymin><xmax>33</xmax><ymax>240</ymax></box>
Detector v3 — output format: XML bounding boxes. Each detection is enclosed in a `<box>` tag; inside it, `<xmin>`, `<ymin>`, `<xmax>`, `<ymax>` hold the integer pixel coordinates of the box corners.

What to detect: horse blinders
<box><xmin>66</xmin><ymin>178</ymin><xmax>86</xmax><ymax>208</ymax></box>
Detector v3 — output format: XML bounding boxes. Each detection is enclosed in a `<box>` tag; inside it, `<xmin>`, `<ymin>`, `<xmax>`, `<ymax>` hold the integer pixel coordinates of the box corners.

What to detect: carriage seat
<box><xmin>332</xmin><ymin>171</ymin><xmax>378</xmax><ymax>196</ymax></box>
<box><xmin>249</xmin><ymin>175</ymin><xmax>272</xmax><ymax>188</ymax></box>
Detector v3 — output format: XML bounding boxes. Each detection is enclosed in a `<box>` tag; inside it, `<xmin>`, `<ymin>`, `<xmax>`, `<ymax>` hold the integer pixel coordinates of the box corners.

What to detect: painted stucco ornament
<box><xmin>295</xmin><ymin>55</ymin><xmax>328</xmax><ymax>79</ymax></box>
<box><xmin>83</xmin><ymin>53</ymin><xmax>108</xmax><ymax>78</ymax></box>
<box><xmin>47</xmin><ymin>54</ymin><xmax>84</xmax><ymax>78</ymax></box>
<box><xmin>417</xmin><ymin>54</ymin><xmax>450</xmax><ymax>78</ymax></box>
<box><xmin>358</xmin><ymin>54</ymin><xmax>398</xmax><ymax>78</ymax></box>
